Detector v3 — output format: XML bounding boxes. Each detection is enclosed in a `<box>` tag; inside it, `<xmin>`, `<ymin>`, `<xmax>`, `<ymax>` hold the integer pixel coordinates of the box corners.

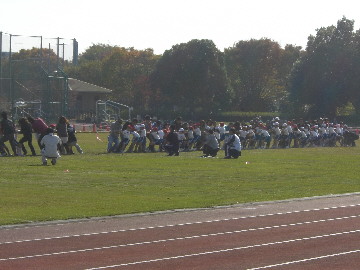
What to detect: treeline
<box><xmin>63</xmin><ymin>17</ymin><xmax>360</xmax><ymax>120</ymax></box>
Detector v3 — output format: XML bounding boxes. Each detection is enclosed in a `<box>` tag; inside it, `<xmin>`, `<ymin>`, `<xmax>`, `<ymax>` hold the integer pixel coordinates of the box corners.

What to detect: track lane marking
<box><xmin>247</xmin><ymin>249</ymin><xmax>360</xmax><ymax>269</ymax></box>
<box><xmin>1</xmin><ymin>215</ymin><xmax>359</xmax><ymax>262</ymax></box>
<box><xmin>1</xmin><ymin>204</ymin><xmax>360</xmax><ymax>245</ymax></box>
<box><xmin>2</xmin><ymin>203</ymin><xmax>360</xmax><ymax>232</ymax></box>
<box><xmin>83</xmin><ymin>230</ymin><xmax>360</xmax><ymax>270</ymax></box>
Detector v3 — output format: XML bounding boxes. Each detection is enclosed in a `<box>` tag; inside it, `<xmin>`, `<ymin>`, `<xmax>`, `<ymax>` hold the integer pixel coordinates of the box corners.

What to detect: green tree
<box><xmin>150</xmin><ymin>39</ymin><xmax>232</xmax><ymax>118</ymax></box>
<box><xmin>349</xmin><ymin>28</ymin><xmax>360</xmax><ymax>114</ymax></box>
<box><xmin>225</xmin><ymin>39</ymin><xmax>295</xmax><ymax>112</ymax></box>
<box><xmin>289</xmin><ymin>17</ymin><xmax>356</xmax><ymax>118</ymax></box>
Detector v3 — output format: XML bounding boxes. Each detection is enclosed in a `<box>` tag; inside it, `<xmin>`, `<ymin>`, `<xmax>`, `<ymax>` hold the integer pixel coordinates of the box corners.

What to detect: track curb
<box><xmin>2</xmin><ymin>192</ymin><xmax>360</xmax><ymax>230</ymax></box>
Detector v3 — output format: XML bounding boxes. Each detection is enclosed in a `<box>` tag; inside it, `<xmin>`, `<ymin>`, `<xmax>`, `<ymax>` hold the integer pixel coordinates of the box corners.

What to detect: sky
<box><xmin>1</xmin><ymin>0</ymin><xmax>360</xmax><ymax>56</ymax></box>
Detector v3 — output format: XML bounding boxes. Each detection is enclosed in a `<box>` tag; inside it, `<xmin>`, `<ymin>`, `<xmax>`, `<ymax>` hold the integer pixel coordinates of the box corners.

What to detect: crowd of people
<box><xmin>107</xmin><ymin>115</ymin><xmax>359</xmax><ymax>158</ymax></box>
<box><xmin>0</xmin><ymin>112</ymin><xmax>83</xmax><ymax>165</ymax></box>
<box><xmin>1</xmin><ymin>111</ymin><xmax>358</xmax><ymax>163</ymax></box>
<box><xmin>106</xmin><ymin>116</ymin><xmax>241</xmax><ymax>159</ymax></box>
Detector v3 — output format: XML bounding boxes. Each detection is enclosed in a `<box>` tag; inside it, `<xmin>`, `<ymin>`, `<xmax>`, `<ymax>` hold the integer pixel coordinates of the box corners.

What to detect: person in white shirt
<box><xmin>299</xmin><ymin>127</ymin><xmax>308</xmax><ymax>147</ymax></box>
<box><xmin>40</xmin><ymin>128</ymin><xmax>62</xmax><ymax>165</ymax></box>
<box><xmin>132</xmin><ymin>128</ymin><xmax>141</xmax><ymax>153</ymax></box>
<box><xmin>309</xmin><ymin>126</ymin><xmax>319</xmax><ymax>147</ymax></box>
<box><xmin>327</xmin><ymin>124</ymin><xmax>338</xmax><ymax>146</ymax></box>
<box><xmin>286</xmin><ymin>122</ymin><xmax>293</xmax><ymax>148</ymax></box>
<box><xmin>186</xmin><ymin>126</ymin><xmax>196</xmax><ymax>151</ymax></box>
<box><xmin>280</xmin><ymin>123</ymin><xmax>290</xmax><ymax>148</ymax></box>
<box><xmin>224</xmin><ymin>128</ymin><xmax>241</xmax><ymax>159</ymax></box>
<box><xmin>238</xmin><ymin>126</ymin><xmax>248</xmax><ymax>149</ymax></box>
<box><xmin>138</xmin><ymin>124</ymin><xmax>147</xmax><ymax>153</ymax></box>
<box><xmin>119</xmin><ymin>125</ymin><xmax>131</xmax><ymax>153</ymax></box>
<box><xmin>177</xmin><ymin>128</ymin><xmax>187</xmax><ymax>150</ymax></box>
<box><xmin>272</xmin><ymin>122</ymin><xmax>281</xmax><ymax>148</ymax></box>
<box><xmin>148</xmin><ymin>127</ymin><xmax>162</xmax><ymax>152</ymax></box>
<box><xmin>218</xmin><ymin>122</ymin><xmax>226</xmax><ymax>142</ymax></box>
<box><xmin>260</xmin><ymin>128</ymin><xmax>271</xmax><ymax>149</ymax></box>
<box><xmin>319</xmin><ymin>124</ymin><xmax>328</xmax><ymax>146</ymax></box>
<box><xmin>202</xmin><ymin>129</ymin><xmax>219</xmax><ymax>157</ymax></box>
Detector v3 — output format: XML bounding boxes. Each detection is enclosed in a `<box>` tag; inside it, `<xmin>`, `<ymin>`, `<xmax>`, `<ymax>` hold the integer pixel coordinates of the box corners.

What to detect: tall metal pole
<box><xmin>40</xmin><ymin>36</ymin><xmax>43</xmax><ymax>66</ymax></box>
<box><xmin>56</xmin><ymin>37</ymin><xmax>60</xmax><ymax>69</ymax></box>
<box><xmin>46</xmin><ymin>42</ymin><xmax>51</xmax><ymax>120</ymax></box>
<box><xmin>9</xmin><ymin>34</ymin><xmax>13</xmax><ymax>114</ymax></box>
<box><xmin>8</xmin><ymin>34</ymin><xmax>19</xmax><ymax>119</ymax></box>
<box><xmin>58</xmin><ymin>42</ymin><xmax>65</xmax><ymax>68</ymax></box>
<box><xmin>73</xmin><ymin>38</ymin><xmax>78</xmax><ymax>65</ymax></box>
<box><xmin>0</xmin><ymin>32</ymin><xmax>2</xmax><ymax>94</ymax></box>
<box><xmin>62</xmin><ymin>43</ymin><xmax>65</xmax><ymax>63</ymax></box>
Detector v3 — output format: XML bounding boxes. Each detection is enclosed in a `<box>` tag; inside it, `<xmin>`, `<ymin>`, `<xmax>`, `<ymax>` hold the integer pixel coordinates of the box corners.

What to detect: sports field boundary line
<box><xmin>1</xmin><ymin>191</ymin><xmax>360</xmax><ymax>230</ymax></box>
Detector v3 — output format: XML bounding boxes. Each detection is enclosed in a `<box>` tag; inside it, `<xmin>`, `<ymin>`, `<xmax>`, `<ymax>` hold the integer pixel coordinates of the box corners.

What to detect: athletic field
<box><xmin>0</xmin><ymin>132</ymin><xmax>359</xmax><ymax>226</ymax></box>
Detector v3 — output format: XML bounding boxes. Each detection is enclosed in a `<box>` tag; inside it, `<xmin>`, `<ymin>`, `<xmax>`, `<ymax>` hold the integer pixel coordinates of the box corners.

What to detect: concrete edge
<box><xmin>2</xmin><ymin>192</ymin><xmax>360</xmax><ymax>230</ymax></box>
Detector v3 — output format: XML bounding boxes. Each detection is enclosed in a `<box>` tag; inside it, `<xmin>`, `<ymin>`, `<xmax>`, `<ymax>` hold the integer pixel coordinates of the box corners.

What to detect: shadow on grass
<box><xmin>28</xmin><ymin>164</ymin><xmax>46</xmax><ymax>167</ymax></box>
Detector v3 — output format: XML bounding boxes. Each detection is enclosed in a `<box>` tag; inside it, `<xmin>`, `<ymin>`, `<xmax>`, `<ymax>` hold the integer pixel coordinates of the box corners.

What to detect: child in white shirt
<box><xmin>40</xmin><ymin>128</ymin><xmax>62</xmax><ymax>165</ymax></box>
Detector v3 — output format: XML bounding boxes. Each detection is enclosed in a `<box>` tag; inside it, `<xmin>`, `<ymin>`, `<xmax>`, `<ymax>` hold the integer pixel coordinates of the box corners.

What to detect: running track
<box><xmin>1</xmin><ymin>193</ymin><xmax>360</xmax><ymax>269</ymax></box>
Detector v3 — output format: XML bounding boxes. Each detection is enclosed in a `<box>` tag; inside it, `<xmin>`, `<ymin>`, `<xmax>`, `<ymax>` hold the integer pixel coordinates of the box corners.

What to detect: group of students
<box><xmin>234</xmin><ymin>117</ymin><xmax>358</xmax><ymax>149</ymax></box>
<box><xmin>106</xmin><ymin>116</ymin><xmax>242</xmax><ymax>159</ymax></box>
<box><xmin>0</xmin><ymin>112</ymin><xmax>83</xmax><ymax>165</ymax></box>
<box><xmin>106</xmin><ymin>115</ymin><xmax>357</xmax><ymax>158</ymax></box>
<box><xmin>2</xmin><ymin>112</ymin><xmax>355</xmax><ymax>163</ymax></box>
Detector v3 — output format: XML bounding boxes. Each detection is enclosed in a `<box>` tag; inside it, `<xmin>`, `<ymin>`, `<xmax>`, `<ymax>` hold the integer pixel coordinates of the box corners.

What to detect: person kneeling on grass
<box><xmin>201</xmin><ymin>129</ymin><xmax>219</xmax><ymax>157</ymax></box>
<box><xmin>224</xmin><ymin>128</ymin><xmax>241</xmax><ymax>159</ymax></box>
<box><xmin>164</xmin><ymin>125</ymin><xmax>180</xmax><ymax>156</ymax></box>
<box><xmin>40</xmin><ymin>128</ymin><xmax>62</xmax><ymax>166</ymax></box>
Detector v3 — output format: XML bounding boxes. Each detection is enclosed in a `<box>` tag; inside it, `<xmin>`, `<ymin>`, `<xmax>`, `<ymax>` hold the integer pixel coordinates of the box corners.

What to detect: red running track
<box><xmin>1</xmin><ymin>193</ymin><xmax>360</xmax><ymax>269</ymax></box>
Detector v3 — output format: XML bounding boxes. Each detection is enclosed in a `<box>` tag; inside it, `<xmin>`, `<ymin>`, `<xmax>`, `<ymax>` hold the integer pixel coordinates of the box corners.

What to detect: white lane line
<box><xmin>2</xmin><ymin>204</ymin><xmax>360</xmax><ymax>232</ymax></box>
<box><xmin>83</xmin><ymin>230</ymin><xmax>360</xmax><ymax>270</ymax></box>
<box><xmin>1</xmin><ymin>204</ymin><xmax>360</xmax><ymax>245</ymax></box>
<box><xmin>1</xmin><ymin>215</ymin><xmax>359</xmax><ymax>262</ymax></box>
<box><xmin>247</xmin><ymin>249</ymin><xmax>360</xmax><ymax>269</ymax></box>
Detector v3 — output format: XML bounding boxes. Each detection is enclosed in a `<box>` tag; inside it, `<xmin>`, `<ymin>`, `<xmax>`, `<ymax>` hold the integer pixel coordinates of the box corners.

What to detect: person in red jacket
<box><xmin>27</xmin><ymin>116</ymin><xmax>48</xmax><ymax>149</ymax></box>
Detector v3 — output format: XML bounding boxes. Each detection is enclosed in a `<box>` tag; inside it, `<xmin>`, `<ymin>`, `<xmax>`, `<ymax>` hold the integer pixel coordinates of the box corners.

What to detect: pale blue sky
<box><xmin>1</xmin><ymin>0</ymin><xmax>360</xmax><ymax>55</ymax></box>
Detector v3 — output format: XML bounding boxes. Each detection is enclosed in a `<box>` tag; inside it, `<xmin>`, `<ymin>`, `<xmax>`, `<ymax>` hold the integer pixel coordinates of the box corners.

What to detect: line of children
<box><xmin>0</xmin><ymin>112</ymin><xmax>83</xmax><ymax>166</ymax></box>
<box><xmin>231</xmin><ymin>118</ymin><xmax>357</xmax><ymax>149</ymax></box>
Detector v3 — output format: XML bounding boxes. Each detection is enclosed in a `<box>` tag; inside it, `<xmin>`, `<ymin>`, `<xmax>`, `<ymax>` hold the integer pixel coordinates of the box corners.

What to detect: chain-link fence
<box><xmin>0</xmin><ymin>31</ymin><xmax>78</xmax><ymax>122</ymax></box>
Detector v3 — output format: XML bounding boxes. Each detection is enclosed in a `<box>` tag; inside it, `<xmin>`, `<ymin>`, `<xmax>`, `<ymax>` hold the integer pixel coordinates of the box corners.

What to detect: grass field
<box><xmin>0</xmin><ymin>132</ymin><xmax>360</xmax><ymax>226</ymax></box>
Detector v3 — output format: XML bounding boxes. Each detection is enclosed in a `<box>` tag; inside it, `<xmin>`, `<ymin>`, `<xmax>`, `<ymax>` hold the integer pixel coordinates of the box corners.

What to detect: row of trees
<box><xmin>65</xmin><ymin>39</ymin><xmax>302</xmax><ymax>119</ymax></box>
<box><xmin>4</xmin><ymin>17</ymin><xmax>359</xmax><ymax>120</ymax></box>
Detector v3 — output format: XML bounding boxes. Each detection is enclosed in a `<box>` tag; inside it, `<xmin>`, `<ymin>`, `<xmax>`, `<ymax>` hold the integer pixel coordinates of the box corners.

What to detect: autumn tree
<box><xmin>101</xmin><ymin>47</ymin><xmax>159</xmax><ymax>111</ymax></box>
<box><xmin>65</xmin><ymin>45</ymin><xmax>159</xmax><ymax>114</ymax></box>
<box><xmin>65</xmin><ymin>44</ymin><xmax>115</xmax><ymax>86</ymax></box>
